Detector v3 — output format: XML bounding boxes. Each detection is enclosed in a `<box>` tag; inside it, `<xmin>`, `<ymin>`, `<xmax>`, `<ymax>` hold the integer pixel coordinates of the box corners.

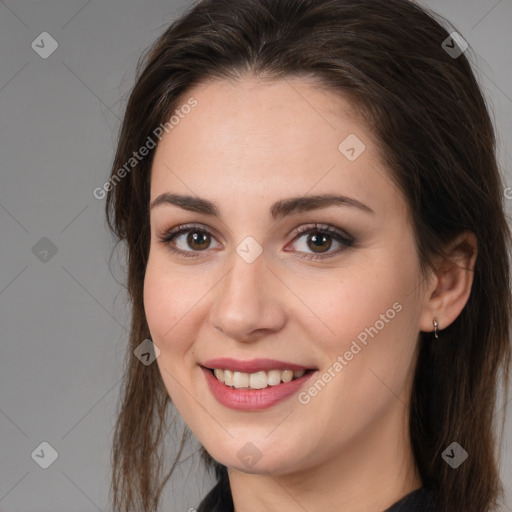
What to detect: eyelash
<box><xmin>157</xmin><ymin>223</ymin><xmax>355</xmax><ymax>262</ymax></box>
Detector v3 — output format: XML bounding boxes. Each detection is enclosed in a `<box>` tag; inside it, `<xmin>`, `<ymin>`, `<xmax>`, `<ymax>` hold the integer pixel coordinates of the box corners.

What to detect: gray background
<box><xmin>1</xmin><ymin>1</ymin><xmax>511</xmax><ymax>511</ymax></box>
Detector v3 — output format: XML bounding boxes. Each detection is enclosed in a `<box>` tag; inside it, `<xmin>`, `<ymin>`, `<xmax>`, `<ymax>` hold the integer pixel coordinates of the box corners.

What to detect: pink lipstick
<box><xmin>200</xmin><ymin>358</ymin><xmax>317</xmax><ymax>411</ymax></box>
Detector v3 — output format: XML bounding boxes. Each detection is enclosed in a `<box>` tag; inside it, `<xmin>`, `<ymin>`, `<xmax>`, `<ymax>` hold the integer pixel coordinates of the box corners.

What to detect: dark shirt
<box><xmin>197</xmin><ymin>479</ymin><xmax>437</xmax><ymax>512</ymax></box>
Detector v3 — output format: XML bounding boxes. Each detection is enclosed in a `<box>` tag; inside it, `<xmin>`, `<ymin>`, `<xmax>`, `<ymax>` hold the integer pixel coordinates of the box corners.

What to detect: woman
<box><xmin>105</xmin><ymin>1</ymin><xmax>511</xmax><ymax>511</ymax></box>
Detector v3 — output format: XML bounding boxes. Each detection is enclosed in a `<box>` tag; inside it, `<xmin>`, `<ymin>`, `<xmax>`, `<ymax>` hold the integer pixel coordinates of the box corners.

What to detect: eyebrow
<box><xmin>149</xmin><ymin>192</ymin><xmax>374</xmax><ymax>219</ymax></box>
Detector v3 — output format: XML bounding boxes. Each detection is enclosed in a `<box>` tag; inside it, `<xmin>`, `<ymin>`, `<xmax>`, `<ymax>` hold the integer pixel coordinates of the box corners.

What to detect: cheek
<box><xmin>298</xmin><ymin>263</ymin><xmax>419</xmax><ymax>441</ymax></box>
<box><xmin>143</xmin><ymin>257</ymin><xmax>202</xmax><ymax>411</ymax></box>
<box><xmin>301</xmin><ymin>246</ymin><xmax>421</xmax><ymax>390</ymax></box>
<box><xmin>143</xmin><ymin>256</ymin><xmax>198</xmax><ymax>353</ymax></box>
<box><xmin>295</xmin><ymin>264</ymin><xmax>410</xmax><ymax>346</ymax></box>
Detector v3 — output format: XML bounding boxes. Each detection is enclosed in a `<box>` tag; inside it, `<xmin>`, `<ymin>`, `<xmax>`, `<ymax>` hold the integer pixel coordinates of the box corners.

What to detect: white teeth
<box><xmin>224</xmin><ymin>369</ymin><xmax>234</xmax><ymax>387</ymax></box>
<box><xmin>267</xmin><ymin>369</ymin><xmax>282</xmax><ymax>386</ymax></box>
<box><xmin>233</xmin><ymin>371</ymin><xmax>249</xmax><ymax>389</ymax></box>
<box><xmin>281</xmin><ymin>369</ymin><xmax>293</xmax><ymax>383</ymax></box>
<box><xmin>211</xmin><ymin>368</ymin><xmax>308</xmax><ymax>389</ymax></box>
<box><xmin>249</xmin><ymin>371</ymin><xmax>267</xmax><ymax>389</ymax></box>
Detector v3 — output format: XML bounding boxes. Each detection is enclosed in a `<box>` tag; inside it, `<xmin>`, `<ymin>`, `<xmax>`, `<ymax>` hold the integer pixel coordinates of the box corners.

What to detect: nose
<box><xmin>209</xmin><ymin>252</ymin><xmax>286</xmax><ymax>343</ymax></box>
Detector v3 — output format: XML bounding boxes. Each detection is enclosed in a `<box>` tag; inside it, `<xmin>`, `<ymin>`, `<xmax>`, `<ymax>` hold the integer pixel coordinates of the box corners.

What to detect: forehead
<box><xmin>149</xmin><ymin>76</ymin><xmax>405</xmax><ymax>219</ymax></box>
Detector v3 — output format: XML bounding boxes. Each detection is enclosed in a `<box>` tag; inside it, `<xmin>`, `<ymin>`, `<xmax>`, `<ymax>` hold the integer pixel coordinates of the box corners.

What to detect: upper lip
<box><xmin>202</xmin><ymin>358</ymin><xmax>316</xmax><ymax>373</ymax></box>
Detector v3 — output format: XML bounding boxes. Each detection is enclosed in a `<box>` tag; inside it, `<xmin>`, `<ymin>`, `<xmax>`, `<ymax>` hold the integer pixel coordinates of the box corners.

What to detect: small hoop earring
<box><xmin>433</xmin><ymin>316</ymin><xmax>439</xmax><ymax>339</ymax></box>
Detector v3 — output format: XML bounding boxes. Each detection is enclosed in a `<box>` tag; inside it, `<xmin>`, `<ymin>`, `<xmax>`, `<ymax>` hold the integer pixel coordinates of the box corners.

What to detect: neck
<box><xmin>228</xmin><ymin>403</ymin><xmax>422</xmax><ymax>512</ymax></box>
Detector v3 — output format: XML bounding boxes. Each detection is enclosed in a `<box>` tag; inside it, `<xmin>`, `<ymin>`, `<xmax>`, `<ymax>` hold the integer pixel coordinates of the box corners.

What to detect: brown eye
<box><xmin>288</xmin><ymin>224</ymin><xmax>354</xmax><ymax>261</ymax></box>
<box><xmin>158</xmin><ymin>224</ymin><xmax>220</xmax><ymax>259</ymax></box>
<box><xmin>158</xmin><ymin>222</ymin><xmax>354</xmax><ymax>261</ymax></box>
<box><xmin>306</xmin><ymin>232</ymin><xmax>333</xmax><ymax>253</ymax></box>
<box><xmin>184</xmin><ymin>231</ymin><xmax>211</xmax><ymax>250</ymax></box>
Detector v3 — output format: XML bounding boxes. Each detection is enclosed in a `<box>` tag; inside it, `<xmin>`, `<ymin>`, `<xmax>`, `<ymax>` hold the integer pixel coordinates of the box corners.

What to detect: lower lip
<box><xmin>201</xmin><ymin>366</ymin><xmax>316</xmax><ymax>411</ymax></box>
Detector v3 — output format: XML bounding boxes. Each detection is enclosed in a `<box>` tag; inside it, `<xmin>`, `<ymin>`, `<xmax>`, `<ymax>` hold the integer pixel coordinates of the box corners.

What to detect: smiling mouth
<box><xmin>204</xmin><ymin>367</ymin><xmax>315</xmax><ymax>390</ymax></box>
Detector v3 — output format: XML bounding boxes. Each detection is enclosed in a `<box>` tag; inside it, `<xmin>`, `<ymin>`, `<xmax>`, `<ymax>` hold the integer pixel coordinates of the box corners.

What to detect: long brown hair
<box><xmin>105</xmin><ymin>1</ymin><xmax>512</xmax><ymax>511</ymax></box>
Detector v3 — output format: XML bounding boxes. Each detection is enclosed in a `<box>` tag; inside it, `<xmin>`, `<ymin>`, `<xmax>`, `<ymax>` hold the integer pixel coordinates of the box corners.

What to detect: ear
<box><xmin>418</xmin><ymin>231</ymin><xmax>478</xmax><ymax>336</ymax></box>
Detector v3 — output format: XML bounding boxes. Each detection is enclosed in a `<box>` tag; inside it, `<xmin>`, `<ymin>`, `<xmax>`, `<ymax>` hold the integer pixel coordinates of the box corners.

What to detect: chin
<box><xmin>200</xmin><ymin>431</ymin><xmax>311</xmax><ymax>476</ymax></box>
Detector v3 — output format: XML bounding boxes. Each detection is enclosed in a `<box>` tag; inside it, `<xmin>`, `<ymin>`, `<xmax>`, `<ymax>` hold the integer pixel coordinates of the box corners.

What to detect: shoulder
<box><xmin>197</xmin><ymin>482</ymin><xmax>437</xmax><ymax>512</ymax></box>
<box><xmin>196</xmin><ymin>478</ymin><xmax>234</xmax><ymax>512</ymax></box>
<box><xmin>384</xmin><ymin>487</ymin><xmax>437</xmax><ymax>512</ymax></box>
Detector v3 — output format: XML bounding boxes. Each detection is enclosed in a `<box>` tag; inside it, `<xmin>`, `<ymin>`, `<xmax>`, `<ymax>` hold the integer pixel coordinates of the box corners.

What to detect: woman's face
<box><xmin>144</xmin><ymin>76</ymin><xmax>428</xmax><ymax>475</ymax></box>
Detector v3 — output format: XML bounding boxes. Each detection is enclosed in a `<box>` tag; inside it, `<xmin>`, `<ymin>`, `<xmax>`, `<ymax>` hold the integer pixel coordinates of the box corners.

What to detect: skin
<box><xmin>143</xmin><ymin>75</ymin><xmax>477</xmax><ymax>512</ymax></box>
